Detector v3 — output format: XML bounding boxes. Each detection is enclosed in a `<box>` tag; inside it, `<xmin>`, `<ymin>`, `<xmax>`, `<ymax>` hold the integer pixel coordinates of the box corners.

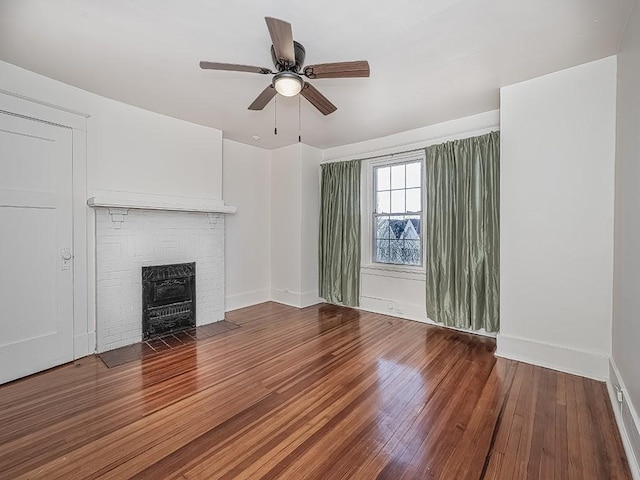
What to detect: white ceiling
<box><xmin>0</xmin><ymin>0</ymin><xmax>633</xmax><ymax>149</ymax></box>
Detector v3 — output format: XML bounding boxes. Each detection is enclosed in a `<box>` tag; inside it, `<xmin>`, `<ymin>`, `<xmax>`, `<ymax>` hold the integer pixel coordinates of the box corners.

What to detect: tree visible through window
<box><xmin>373</xmin><ymin>160</ymin><xmax>422</xmax><ymax>266</ymax></box>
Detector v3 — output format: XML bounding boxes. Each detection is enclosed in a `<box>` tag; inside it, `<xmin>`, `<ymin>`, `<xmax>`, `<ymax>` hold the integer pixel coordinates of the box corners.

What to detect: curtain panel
<box><xmin>319</xmin><ymin>159</ymin><xmax>361</xmax><ymax>307</ymax></box>
<box><xmin>425</xmin><ymin>131</ymin><xmax>500</xmax><ymax>332</ymax></box>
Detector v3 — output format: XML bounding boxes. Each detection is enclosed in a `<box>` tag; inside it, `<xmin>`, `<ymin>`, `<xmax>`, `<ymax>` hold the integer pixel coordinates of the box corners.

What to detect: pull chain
<box><xmin>274</xmin><ymin>95</ymin><xmax>278</xmax><ymax>136</ymax></box>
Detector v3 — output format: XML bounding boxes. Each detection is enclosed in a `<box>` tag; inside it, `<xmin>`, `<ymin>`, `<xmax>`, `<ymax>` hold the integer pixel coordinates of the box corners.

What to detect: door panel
<box><xmin>0</xmin><ymin>127</ymin><xmax>57</xmax><ymax>192</ymax></box>
<box><xmin>0</xmin><ymin>112</ymin><xmax>74</xmax><ymax>384</ymax></box>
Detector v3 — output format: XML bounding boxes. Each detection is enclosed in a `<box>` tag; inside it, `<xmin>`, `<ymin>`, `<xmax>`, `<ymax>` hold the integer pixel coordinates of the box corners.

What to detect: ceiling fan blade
<box><xmin>303</xmin><ymin>61</ymin><xmax>370</xmax><ymax>79</ymax></box>
<box><xmin>200</xmin><ymin>61</ymin><xmax>272</xmax><ymax>74</ymax></box>
<box><xmin>301</xmin><ymin>82</ymin><xmax>337</xmax><ymax>115</ymax></box>
<box><xmin>265</xmin><ymin>17</ymin><xmax>295</xmax><ymax>65</ymax></box>
<box><xmin>248</xmin><ymin>85</ymin><xmax>277</xmax><ymax>110</ymax></box>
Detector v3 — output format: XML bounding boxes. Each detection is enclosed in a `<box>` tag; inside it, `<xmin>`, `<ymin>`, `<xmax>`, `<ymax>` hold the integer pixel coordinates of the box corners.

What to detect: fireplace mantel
<box><xmin>87</xmin><ymin>191</ymin><xmax>236</xmax><ymax>227</ymax></box>
<box><xmin>87</xmin><ymin>191</ymin><xmax>236</xmax><ymax>214</ymax></box>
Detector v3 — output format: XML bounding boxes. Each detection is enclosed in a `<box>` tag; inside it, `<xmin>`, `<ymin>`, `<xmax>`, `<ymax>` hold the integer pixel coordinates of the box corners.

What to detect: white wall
<box><xmin>0</xmin><ymin>62</ymin><xmax>223</xmax><ymax>201</ymax></box>
<box><xmin>497</xmin><ymin>56</ymin><xmax>617</xmax><ymax>380</ymax></box>
<box><xmin>223</xmin><ymin>139</ymin><xmax>272</xmax><ymax>311</ymax></box>
<box><xmin>270</xmin><ymin>143</ymin><xmax>323</xmax><ymax>308</ymax></box>
<box><xmin>300</xmin><ymin>144</ymin><xmax>322</xmax><ymax>306</ymax></box>
<box><xmin>322</xmin><ymin>111</ymin><xmax>499</xmax><ymax>328</ymax></box>
<box><xmin>223</xmin><ymin>141</ymin><xmax>321</xmax><ymax>312</ymax></box>
<box><xmin>0</xmin><ymin>61</ymin><xmax>224</xmax><ymax>356</ymax></box>
<box><xmin>90</xmin><ymin>103</ymin><xmax>222</xmax><ymax>199</ymax></box>
<box><xmin>271</xmin><ymin>144</ymin><xmax>303</xmax><ymax>306</ymax></box>
<box><xmin>612</xmin><ymin>0</ymin><xmax>640</xmax><ymax>474</ymax></box>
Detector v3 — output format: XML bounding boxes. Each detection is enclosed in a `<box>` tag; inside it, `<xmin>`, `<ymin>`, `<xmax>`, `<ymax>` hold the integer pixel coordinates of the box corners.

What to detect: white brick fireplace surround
<box><xmin>89</xmin><ymin>193</ymin><xmax>235</xmax><ymax>353</ymax></box>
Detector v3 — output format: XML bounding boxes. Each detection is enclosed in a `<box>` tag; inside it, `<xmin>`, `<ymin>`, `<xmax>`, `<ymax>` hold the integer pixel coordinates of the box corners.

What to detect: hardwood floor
<box><xmin>0</xmin><ymin>302</ymin><xmax>631</xmax><ymax>479</ymax></box>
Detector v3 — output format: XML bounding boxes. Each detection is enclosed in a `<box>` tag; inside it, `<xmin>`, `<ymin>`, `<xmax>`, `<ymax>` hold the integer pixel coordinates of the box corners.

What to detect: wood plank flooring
<box><xmin>0</xmin><ymin>302</ymin><xmax>631</xmax><ymax>479</ymax></box>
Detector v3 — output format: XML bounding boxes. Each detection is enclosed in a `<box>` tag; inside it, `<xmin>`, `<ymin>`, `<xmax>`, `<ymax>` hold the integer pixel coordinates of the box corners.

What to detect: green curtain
<box><xmin>425</xmin><ymin>131</ymin><xmax>500</xmax><ymax>332</ymax></box>
<box><xmin>319</xmin><ymin>160</ymin><xmax>361</xmax><ymax>307</ymax></box>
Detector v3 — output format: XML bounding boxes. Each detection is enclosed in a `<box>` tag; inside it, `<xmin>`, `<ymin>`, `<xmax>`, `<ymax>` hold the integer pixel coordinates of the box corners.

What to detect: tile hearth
<box><xmin>98</xmin><ymin>320</ymin><xmax>239</xmax><ymax>368</ymax></box>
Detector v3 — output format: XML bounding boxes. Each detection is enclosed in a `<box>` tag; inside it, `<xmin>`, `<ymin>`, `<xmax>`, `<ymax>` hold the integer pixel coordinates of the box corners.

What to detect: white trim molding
<box><xmin>225</xmin><ymin>289</ymin><xmax>271</xmax><ymax>312</ymax></box>
<box><xmin>106</xmin><ymin>208</ymin><xmax>129</xmax><ymax>228</ymax></box>
<box><xmin>360</xmin><ymin>151</ymin><xmax>427</xmax><ymax>276</ymax></box>
<box><xmin>496</xmin><ymin>333</ymin><xmax>609</xmax><ymax>380</ymax></box>
<box><xmin>608</xmin><ymin>358</ymin><xmax>640</xmax><ymax>479</ymax></box>
<box><xmin>359</xmin><ymin>295</ymin><xmax>427</xmax><ymax>323</ymax></box>
<box><xmin>87</xmin><ymin>190</ymin><xmax>236</xmax><ymax>214</ymax></box>
<box><xmin>74</xmin><ymin>332</ymin><xmax>96</xmax><ymax>359</ymax></box>
<box><xmin>0</xmin><ymin>89</ymin><xmax>89</xmax><ymax>131</ymax></box>
<box><xmin>358</xmin><ymin>295</ymin><xmax>496</xmax><ymax>338</ymax></box>
<box><xmin>271</xmin><ymin>289</ymin><xmax>322</xmax><ymax>309</ymax></box>
<box><xmin>300</xmin><ymin>290</ymin><xmax>323</xmax><ymax>308</ymax></box>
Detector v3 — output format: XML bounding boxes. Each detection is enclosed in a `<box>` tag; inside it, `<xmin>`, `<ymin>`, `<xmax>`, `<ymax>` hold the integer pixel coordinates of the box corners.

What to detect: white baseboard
<box><xmin>225</xmin><ymin>288</ymin><xmax>271</xmax><ymax>312</ymax></box>
<box><xmin>359</xmin><ymin>295</ymin><xmax>426</xmax><ymax>322</ymax></box>
<box><xmin>608</xmin><ymin>358</ymin><xmax>640</xmax><ymax>479</ymax></box>
<box><xmin>74</xmin><ymin>332</ymin><xmax>96</xmax><ymax>358</ymax></box>
<box><xmin>271</xmin><ymin>288</ymin><xmax>302</xmax><ymax>307</ymax></box>
<box><xmin>496</xmin><ymin>333</ymin><xmax>609</xmax><ymax>380</ymax></box>
<box><xmin>299</xmin><ymin>290</ymin><xmax>322</xmax><ymax>308</ymax></box>
<box><xmin>358</xmin><ymin>295</ymin><xmax>496</xmax><ymax>338</ymax></box>
<box><xmin>271</xmin><ymin>288</ymin><xmax>322</xmax><ymax>308</ymax></box>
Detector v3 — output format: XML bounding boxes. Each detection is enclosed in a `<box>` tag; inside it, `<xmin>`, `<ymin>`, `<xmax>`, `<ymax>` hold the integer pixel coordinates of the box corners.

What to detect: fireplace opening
<box><xmin>142</xmin><ymin>262</ymin><xmax>196</xmax><ymax>339</ymax></box>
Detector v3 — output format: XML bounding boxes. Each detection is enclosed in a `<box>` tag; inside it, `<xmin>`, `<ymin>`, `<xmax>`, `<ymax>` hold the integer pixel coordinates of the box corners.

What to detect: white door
<box><xmin>0</xmin><ymin>112</ymin><xmax>74</xmax><ymax>385</ymax></box>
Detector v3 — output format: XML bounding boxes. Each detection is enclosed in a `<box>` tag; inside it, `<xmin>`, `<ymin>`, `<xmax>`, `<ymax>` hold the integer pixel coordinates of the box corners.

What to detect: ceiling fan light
<box><xmin>273</xmin><ymin>72</ymin><xmax>303</xmax><ymax>97</ymax></box>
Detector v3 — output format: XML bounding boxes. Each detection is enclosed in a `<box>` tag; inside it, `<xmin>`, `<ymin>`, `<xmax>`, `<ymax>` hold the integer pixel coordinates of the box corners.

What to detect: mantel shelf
<box><xmin>87</xmin><ymin>195</ymin><xmax>236</xmax><ymax>215</ymax></box>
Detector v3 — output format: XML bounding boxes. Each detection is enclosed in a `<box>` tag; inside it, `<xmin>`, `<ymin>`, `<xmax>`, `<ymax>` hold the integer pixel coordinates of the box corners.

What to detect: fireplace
<box><xmin>93</xmin><ymin>207</ymin><xmax>228</xmax><ymax>353</ymax></box>
<box><xmin>142</xmin><ymin>262</ymin><xmax>196</xmax><ymax>339</ymax></box>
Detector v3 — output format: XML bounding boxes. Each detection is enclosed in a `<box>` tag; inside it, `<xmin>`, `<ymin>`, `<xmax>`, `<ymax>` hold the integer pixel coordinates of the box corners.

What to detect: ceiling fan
<box><xmin>200</xmin><ymin>17</ymin><xmax>370</xmax><ymax>115</ymax></box>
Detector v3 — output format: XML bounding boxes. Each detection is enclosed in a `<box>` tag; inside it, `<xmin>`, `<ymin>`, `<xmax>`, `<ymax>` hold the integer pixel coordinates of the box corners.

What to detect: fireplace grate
<box><xmin>142</xmin><ymin>262</ymin><xmax>195</xmax><ymax>339</ymax></box>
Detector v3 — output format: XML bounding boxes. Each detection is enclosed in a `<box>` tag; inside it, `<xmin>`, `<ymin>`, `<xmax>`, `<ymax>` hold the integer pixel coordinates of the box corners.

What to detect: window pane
<box><xmin>372</xmin><ymin>159</ymin><xmax>423</xmax><ymax>267</ymax></box>
<box><xmin>391</xmin><ymin>164</ymin><xmax>405</xmax><ymax>189</ymax></box>
<box><xmin>406</xmin><ymin>162</ymin><xmax>421</xmax><ymax>188</ymax></box>
<box><xmin>376</xmin><ymin>191</ymin><xmax>390</xmax><ymax>213</ymax></box>
<box><xmin>401</xmin><ymin>217</ymin><xmax>420</xmax><ymax>239</ymax></box>
<box><xmin>375</xmin><ymin>239</ymin><xmax>390</xmax><ymax>263</ymax></box>
<box><xmin>389</xmin><ymin>237</ymin><xmax>403</xmax><ymax>264</ymax></box>
<box><xmin>376</xmin><ymin>166</ymin><xmax>390</xmax><ymax>191</ymax></box>
<box><xmin>391</xmin><ymin>190</ymin><xmax>405</xmax><ymax>213</ymax></box>
<box><xmin>388</xmin><ymin>215</ymin><xmax>405</xmax><ymax>240</ymax></box>
<box><xmin>375</xmin><ymin>216</ymin><xmax>391</xmax><ymax>239</ymax></box>
<box><xmin>406</xmin><ymin>188</ymin><xmax>421</xmax><ymax>212</ymax></box>
<box><xmin>402</xmin><ymin>240</ymin><xmax>421</xmax><ymax>265</ymax></box>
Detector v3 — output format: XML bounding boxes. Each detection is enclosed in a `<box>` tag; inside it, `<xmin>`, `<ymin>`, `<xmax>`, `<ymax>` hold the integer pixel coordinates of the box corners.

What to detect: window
<box><xmin>372</xmin><ymin>158</ymin><xmax>423</xmax><ymax>266</ymax></box>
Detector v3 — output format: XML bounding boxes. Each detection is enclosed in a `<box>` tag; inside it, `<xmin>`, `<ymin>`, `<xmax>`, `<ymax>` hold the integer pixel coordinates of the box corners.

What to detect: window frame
<box><xmin>362</xmin><ymin>150</ymin><xmax>426</xmax><ymax>275</ymax></box>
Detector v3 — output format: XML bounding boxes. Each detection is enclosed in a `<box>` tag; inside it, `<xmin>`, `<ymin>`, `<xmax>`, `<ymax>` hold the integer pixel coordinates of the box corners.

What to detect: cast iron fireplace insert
<box><xmin>142</xmin><ymin>262</ymin><xmax>195</xmax><ymax>339</ymax></box>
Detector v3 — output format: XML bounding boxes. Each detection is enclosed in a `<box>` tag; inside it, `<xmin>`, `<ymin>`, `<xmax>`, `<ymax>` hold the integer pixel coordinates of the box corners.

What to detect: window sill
<box><xmin>361</xmin><ymin>264</ymin><xmax>425</xmax><ymax>281</ymax></box>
